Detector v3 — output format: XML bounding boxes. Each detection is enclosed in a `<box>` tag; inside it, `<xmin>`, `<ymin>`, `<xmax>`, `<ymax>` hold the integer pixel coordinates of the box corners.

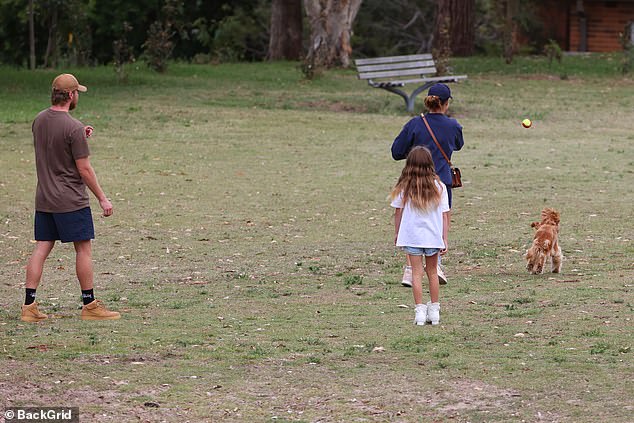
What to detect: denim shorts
<box><xmin>401</xmin><ymin>246</ymin><xmax>441</xmax><ymax>256</ymax></box>
<box><xmin>35</xmin><ymin>207</ymin><xmax>94</xmax><ymax>243</ymax></box>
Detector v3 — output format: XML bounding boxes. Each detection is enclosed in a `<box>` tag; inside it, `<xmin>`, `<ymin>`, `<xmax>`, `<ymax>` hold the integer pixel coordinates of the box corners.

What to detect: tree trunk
<box><xmin>450</xmin><ymin>0</ymin><xmax>474</xmax><ymax>56</ymax></box>
<box><xmin>304</xmin><ymin>0</ymin><xmax>363</xmax><ymax>69</ymax></box>
<box><xmin>433</xmin><ymin>0</ymin><xmax>474</xmax><ymax>57</ymax></box>
<box><xmin>43</xmin><ymin>7</ymin><xmax>59</xmax><ymax>68</ymax></box>
<box><xmin>28</xmin><ymin>0</ymin><xmax>35</xmax><ymax>69</ymax></box>
<box><xmin>503</xmin><ymin>0</ymin><xmax>520</xmax><ymax>64</ymax></box>
<box><xmin>269</xmin><ymin>0</ymin><xmax>303</xmax><ymax>60</ymax></box>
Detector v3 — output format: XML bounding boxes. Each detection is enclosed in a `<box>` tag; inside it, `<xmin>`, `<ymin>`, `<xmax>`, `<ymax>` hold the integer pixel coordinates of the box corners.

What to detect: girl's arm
<box><xmin>394</xmin><ymin>208</ymin><xmax>403</xmax><ymax>245</ymax></box>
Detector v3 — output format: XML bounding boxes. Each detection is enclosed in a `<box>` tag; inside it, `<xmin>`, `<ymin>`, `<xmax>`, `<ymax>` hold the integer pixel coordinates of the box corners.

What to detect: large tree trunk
<box><xmin>28</xmin><ymin>0</ymin><xmax>35</xmax><ymax>69</ymax></box>
<box><xmin>269</xmin><ymin>0</ymin><xmax>303</xmax><ymax>60</ymax></box>
<box><xmin>433</xmin><ymin>0</ymin><xmax>475</xmax><ymax>57</ymax></box>
<box><xmin>304</xmin><ymin>0</ymin><xmax>363</xmax><ymax>69</ymax></box>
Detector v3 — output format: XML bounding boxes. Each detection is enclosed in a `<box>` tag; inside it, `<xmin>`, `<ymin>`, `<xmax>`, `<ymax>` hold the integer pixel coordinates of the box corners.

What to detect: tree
<box><xmin>42</xmin><ymin>0</ymin><xmax>61</xmax><ymax>68</ymax></box>
<box><xmin>28</xmin><ymin>0</ymin><xmax>35</xmax><ymax>69</ymax></box>
<box><xmin>268</xmin><ymin>0</ymin><xmax>302</xmax><ymax>60</ymax></box>
<box><xmin>501</xmin><ymin>0</ymin><xmax>520</xmax><ymax>63</ymax></box>
<box><xmin>432</xmin><ymin>0</ymin><xmax>475</xmax><ymax>58</ymax></box>
<box><xmin>353</xmin><ymin>0</ymin><xmax>436</xmax><ymax>58</ymax></box>
<box><xmin>303</xmin><ymin>0</ymin><xmax>363</xmax><ymax>72</ymax></box>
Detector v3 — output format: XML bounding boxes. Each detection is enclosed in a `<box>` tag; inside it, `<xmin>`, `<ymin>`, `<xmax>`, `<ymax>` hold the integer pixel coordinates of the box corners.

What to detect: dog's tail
<box><xmin>539</xmin><ymin>239</ymin><xmax>551</xmax><ymax>251</ymax></box>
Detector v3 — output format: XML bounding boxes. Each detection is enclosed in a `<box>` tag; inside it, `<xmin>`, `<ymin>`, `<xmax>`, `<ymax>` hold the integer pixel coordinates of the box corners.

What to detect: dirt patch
<box><xmin>203</xmin><ymin>357</ymin><xmax>529</xmax><ymax>421</ymax></box>
<box><xmin>0</xmin><ymin>360</ymin><xmax>179</xmax><ymax>422</ymax></box>
<box><xmin>296</xmin><ymin>100</ymin><xmax>368</xmax><ymax>113</ymax></box>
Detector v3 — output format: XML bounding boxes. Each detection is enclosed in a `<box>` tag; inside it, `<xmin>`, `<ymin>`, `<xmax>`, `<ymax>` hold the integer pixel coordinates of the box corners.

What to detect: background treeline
<box><xmin>0</xmin><ymin>0</ymin><xmax>550</xmax><ymax>69</ymax></box>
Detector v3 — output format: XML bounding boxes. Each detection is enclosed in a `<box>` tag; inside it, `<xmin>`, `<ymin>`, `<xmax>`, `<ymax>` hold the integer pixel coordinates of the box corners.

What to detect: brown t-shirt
<box><xmin>32</xmin><ymin>109</ymin><xmax>90</xmax><ymax>212</ymax></box>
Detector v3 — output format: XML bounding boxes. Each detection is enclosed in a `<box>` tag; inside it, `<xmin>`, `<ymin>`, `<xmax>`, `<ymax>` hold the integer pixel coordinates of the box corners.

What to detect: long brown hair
<box><xmin>390</xmin><ymin>146</ymin><xmax>442</xmax><ymax>211</ymax></box>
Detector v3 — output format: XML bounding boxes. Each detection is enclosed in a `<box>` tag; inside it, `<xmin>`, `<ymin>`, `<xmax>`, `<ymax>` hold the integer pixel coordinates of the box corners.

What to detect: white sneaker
<box><xmin>414</xmin><ymin>304</ymin><xmax>427</xmax><ymax>325</ymax></box>
<box><xmin>401</xmin><ymin>266</ymin><xmax>412</xmax><ymax>287</ymax></box>
<box><xmin>437</xmin><ymin>264</ymin><xmax>447</xmax><ymax>285</ymax></box>
<box><xmin>426</xmin><ymin>302</ymin><xmax>440</xmax><ymax>325</ymax></box>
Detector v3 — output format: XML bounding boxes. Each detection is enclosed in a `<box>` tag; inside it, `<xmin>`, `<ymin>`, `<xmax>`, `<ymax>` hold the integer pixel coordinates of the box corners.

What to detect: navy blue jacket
<box><xmin>391</xmin><ymin>113</ymin><xmax>464</xmax><ymax>187</ymax></box>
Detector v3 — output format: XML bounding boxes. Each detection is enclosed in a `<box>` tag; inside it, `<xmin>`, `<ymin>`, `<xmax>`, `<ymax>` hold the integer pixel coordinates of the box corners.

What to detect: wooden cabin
<box><xmin>539</xmin><ymin>0</ymin><xmax>634</xmax><ymax>52</ymax></box>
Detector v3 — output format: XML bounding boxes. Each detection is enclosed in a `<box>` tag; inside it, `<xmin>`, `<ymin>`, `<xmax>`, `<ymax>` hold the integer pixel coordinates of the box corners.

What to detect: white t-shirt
<box><xmin>391</xmin><ymin>180</ymin><xmax>450</xmax><ymax>249</ymax></box>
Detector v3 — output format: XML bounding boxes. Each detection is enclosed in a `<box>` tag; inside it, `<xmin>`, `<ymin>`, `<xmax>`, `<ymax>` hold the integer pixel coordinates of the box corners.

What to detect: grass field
<box><xmin>1</xmin><ymin>55</ymin><xmax>633</xmax><ymax>422</ymax></box>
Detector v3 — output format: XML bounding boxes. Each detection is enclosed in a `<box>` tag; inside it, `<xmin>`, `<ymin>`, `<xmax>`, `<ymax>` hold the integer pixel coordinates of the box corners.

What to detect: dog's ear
<box><xmin>531</xmin><ymin>221</ymin><xmax>541</xmax><ymax>229</ymax></box>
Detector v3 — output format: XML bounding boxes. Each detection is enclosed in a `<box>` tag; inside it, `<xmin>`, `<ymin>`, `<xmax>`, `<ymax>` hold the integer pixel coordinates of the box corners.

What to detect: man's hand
<box><xmin>85</xmin><ymin>125</ymin><xmax>94</xmax><ymax>138</ymax></box>
<box><xmin>100</xmin><ymin>198</ymin><xmax>113</xmax><ymax>217</ymax></box>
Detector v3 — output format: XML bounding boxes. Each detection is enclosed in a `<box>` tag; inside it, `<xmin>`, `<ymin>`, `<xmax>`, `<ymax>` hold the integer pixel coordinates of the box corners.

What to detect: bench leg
<box><xmin>379</xmin><ymin>86</ymin><xmax>412</xmax><ymax>112</ymax></box>
<box><xmin>409</xmin><ymin>83</ymin><xmax>433</xmax><ymax>112</ymax></box>
<box><xmin>380</xmin><ymin>83</ymin><xmax>435</xmax><ymax>113</ymax></box>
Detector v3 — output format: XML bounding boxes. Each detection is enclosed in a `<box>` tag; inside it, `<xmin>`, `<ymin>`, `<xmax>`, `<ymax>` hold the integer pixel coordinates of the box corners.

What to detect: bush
<box><xmin>142</xmin><ymin>0</ymin><xmax>183</xmax><ymax>72</ymax></box>
<box><xmin>113</xmin><ymin>22</ymin><xmax>135</xmax><ymax>82</ymax></box>
<box><xmin>620</xmin><ymin>23</ymin><xmax>634</xmax><ymax>74</ymax></box>
<box><xmin>143</xmin><ymin>21</ymin><xmax>175</xmax><ymax>73</ymax></box>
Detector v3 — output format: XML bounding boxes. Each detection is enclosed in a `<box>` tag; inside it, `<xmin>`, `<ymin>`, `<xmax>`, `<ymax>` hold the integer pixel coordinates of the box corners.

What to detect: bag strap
<box><xmin>421</xmin><ymin>114</ymin><xmax>453</xmax><ymax>167</ymax></box>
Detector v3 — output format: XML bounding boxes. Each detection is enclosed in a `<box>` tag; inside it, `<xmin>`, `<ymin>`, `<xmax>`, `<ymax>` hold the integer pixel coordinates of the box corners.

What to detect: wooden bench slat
<box><xmin>358</xmin><ymin>67</ymin><xmax>437</xmax><ymax>80</ymax></box>
<box><xmin>371</xmin><ymin>75</ymin><xmax>468</xmax><ymax>87</ymax></box>
<box><xmin>356</xmin><ymin>60</ymin><xmax>435</xmax><ymax>74</ymax></box>
<box><xmin>354</xmin><ymin>53</ymin><xmax>433</xmax><ymax>66</ymax></box>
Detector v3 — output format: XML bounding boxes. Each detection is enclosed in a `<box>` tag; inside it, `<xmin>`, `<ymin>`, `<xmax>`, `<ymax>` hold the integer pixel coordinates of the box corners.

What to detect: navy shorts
<box><xmin>35</xmin><ymin>207</ymin><xmax>95</xmax><ymax>243</ymax></box>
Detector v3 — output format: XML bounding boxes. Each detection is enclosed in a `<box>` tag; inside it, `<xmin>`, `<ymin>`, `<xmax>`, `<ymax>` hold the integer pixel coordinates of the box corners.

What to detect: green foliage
<box><xmin>544</xmin><ymin>39</ymin><xmax>562</xmax><ymax>66</ymax></box>
<box><xmin>343</xmin><ymin>275</ymin><xmax>363</xmax><ymax>288</ymax></box>
<box><xmin>619</xmin><ymin>22</ymin><xmax>634</xmax><ymax>74</ymax></box>
<box><xmin>352</xmin><ymin>0</ymin><xmax>436</xmax><ymax>58</ymax></box>
<box><xmin>210</xmin><ymin>2</ymin><xmax>269</xmax><ymax>62</ymax></box>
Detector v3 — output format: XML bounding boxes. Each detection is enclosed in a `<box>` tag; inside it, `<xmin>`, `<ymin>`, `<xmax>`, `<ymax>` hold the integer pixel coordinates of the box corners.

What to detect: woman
<box><xmin>391</xmin><ymin>83</ymin><xmax>464</xmax><ymax>287</ymax></box>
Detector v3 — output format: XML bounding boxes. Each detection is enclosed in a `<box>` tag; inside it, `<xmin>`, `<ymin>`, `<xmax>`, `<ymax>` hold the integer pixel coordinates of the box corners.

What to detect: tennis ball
<box><xmin>522</xmin><ymin>118</ymin><xmax>532</xmax><ymax>128</ymax></box>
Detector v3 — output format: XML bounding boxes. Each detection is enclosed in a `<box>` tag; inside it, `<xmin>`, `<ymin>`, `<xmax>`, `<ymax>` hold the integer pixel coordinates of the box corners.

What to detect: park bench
<box><xmin>354</xmin><ymin>53</ymin><xmax>467</xmax><ymax>113</ymax></box>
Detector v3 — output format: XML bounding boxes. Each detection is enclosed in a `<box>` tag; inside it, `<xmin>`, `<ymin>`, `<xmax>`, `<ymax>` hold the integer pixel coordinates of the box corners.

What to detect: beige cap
<box><xmin>52</xmin><ymin>73</ymin><xmax>87</xmax><ymax>92</ymax></box>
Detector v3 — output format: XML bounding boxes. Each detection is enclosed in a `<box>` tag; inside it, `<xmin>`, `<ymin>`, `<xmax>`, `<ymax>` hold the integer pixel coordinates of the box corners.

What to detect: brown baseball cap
<box><xmin>52</xmin><ymin>73</ymin><xmax>87</xmax><ymax>92</ymax></box>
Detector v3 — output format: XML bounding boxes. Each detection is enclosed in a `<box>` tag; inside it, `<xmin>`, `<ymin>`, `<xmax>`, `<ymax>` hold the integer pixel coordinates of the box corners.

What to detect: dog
<box><xmin>525</xmin><ymin>208</ymin><xmax>563</xmax><ymax>274</ymax></box>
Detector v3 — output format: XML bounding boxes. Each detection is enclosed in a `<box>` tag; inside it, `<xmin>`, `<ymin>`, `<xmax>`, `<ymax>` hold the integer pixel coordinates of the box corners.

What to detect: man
<box><xmin>21</xmin><ymin>73</ymin><xmax>120</xmax><ymax>322</ymax></box>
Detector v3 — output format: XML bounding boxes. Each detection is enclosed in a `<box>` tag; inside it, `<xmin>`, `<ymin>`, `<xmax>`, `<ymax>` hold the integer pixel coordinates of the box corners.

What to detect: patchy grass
<box><xmin>1</xmin><ymin>58</ymin><xmax>633</xmax><ymax>422</ymax></box>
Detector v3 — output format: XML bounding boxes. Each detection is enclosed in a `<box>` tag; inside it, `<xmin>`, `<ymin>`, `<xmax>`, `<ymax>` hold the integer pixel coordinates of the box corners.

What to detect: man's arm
<box><xmin>76</xmin><ymin>157</ymin><xmax>113</xmax><ymax>217</ymax></box>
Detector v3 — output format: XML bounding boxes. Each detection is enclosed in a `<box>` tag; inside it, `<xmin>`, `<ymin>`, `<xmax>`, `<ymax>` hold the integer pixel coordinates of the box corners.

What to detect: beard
<box><xmin>69</xmin><ymin>96</ymin><xmax>78</xmax><ymax>110</ymax></box>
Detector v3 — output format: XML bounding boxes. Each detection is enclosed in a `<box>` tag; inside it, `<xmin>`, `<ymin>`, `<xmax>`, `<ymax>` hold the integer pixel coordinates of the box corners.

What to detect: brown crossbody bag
<box><xmin>421</xmin><ymin>114</ymin><xmax>462</xmax><ymax>188</ymax></box>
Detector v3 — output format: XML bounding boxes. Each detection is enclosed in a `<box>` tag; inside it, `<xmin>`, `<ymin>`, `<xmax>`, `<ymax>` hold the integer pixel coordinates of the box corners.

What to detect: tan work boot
<box><xmin>21</xmin><ymin>302</ymin><xmax>48</xmax><ymax>322</ymax></box>
<box><xmin>81</xmin><ymin>300</ymin><xmax>121</xmax><ymax>320</ymax></box>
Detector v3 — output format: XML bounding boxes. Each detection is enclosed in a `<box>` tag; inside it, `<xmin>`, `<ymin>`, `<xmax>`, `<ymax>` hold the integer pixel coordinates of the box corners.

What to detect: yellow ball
<box><xmin>522</xmin><ymin>118</ymin><xmax>532</xmax><ymax>128</ymax></box>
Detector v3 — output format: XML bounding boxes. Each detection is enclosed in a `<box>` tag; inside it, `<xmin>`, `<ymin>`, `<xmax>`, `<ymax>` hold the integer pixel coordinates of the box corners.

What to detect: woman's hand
<box><xmin>440</xmin><ymin>239</ymin><xmax>448</xmax><ymax>255</ymax></box>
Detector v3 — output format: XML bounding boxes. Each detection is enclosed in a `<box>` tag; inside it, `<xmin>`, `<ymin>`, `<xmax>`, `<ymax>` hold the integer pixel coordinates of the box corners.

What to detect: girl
<box><xmin>390</xmin><ymin>146</ymin><xmax>449</xmax><ymax>325</ymax></box>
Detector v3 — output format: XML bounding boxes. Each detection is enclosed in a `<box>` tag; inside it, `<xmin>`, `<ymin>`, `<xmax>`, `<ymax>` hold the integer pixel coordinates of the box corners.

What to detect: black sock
<box><xmin>81</xmin><ymin>289</ymin><xmax>95</xmax><ymax>305</ymax></box>
<box><xmin>25</xmin><ymin>288</ymin><xmax>37</xmax><ymax>305</ymax></box>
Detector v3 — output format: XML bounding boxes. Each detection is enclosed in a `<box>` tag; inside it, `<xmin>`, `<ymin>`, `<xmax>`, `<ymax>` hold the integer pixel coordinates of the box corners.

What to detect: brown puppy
<box><xmin>525</xmin><ymin>208</ymin><xmax>563</xmax><ymax>274</ymax></box>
